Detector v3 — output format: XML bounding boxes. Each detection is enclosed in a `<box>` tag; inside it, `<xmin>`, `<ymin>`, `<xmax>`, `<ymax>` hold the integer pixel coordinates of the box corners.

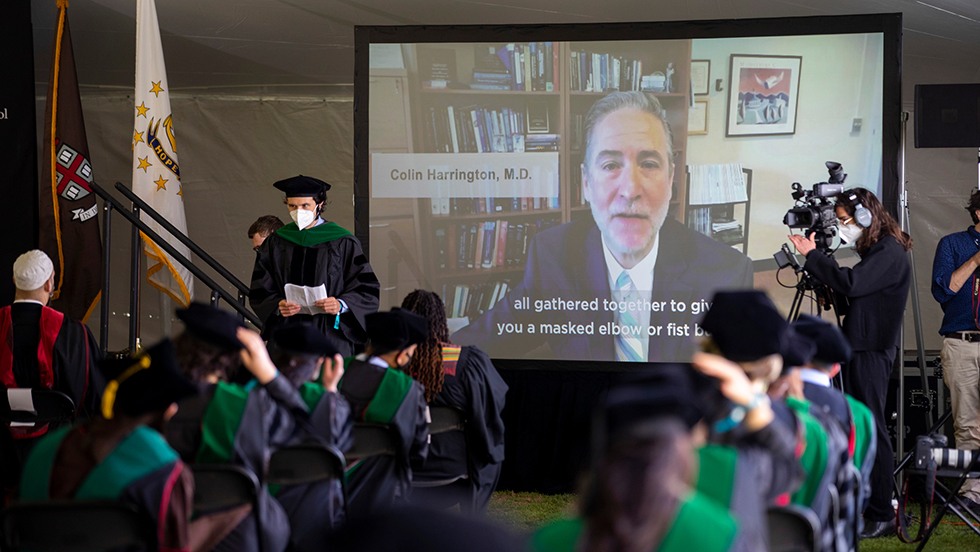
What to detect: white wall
<box><xmin>689</xmin><ymin>34</ymin><xmax>883</xmax><ymax>261</ymax></box>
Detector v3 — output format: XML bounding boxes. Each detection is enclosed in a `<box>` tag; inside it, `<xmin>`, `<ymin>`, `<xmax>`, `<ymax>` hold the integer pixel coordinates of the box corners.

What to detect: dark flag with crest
<box><xmin>39</xmin><ymin>0</ymin><xmax>103</xmax><ymax>321</ymax></box>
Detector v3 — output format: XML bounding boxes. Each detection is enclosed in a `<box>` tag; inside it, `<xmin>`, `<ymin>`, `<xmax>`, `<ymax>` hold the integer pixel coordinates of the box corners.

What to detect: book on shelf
<box><xmin>432</xmin><ymin>215</ymin><xmax>560</xmax><ymax>271</ymax></box>
<box><xmin>570</xmin><ymin>49</ymin><xmax>650</xmax><ymax>92</ymax></box>
<box><xmin>419</xmin><ymin>48</ymin><xmax>457</xmax><ymax>85</ymax></box>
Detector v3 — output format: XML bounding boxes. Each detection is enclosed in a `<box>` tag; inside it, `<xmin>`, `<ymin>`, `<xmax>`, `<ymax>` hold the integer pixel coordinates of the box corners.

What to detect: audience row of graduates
<box><xmin>9</xmin><ymin>287</ymin><xmax>877</xmax><ymax>551</ymax></box>
<box><xmin>532</xmin><ymin>290</ymin><xmax>877</xmax><ymax>552</ymax></box>
<box><xmin>13</xmin><ymin>290</ymin><xmax>507</xmax><ymax>552</ymax></box>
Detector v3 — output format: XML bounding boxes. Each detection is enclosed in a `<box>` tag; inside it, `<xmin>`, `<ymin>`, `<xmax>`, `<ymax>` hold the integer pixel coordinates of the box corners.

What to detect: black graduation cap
<box><xmin>175</xmin><ymin>302</ymin><xmax>245</xmax><ymax>351</ymax></box>
<box><xmin>792</xmin><ymin>314</ymin><xmax>852</xmax><ymax>364</ymax></box>
<box><xmin>101</xmin><ymin>338</ymin><xmax>197</xmax><ymax>419</ymax></box>
<box><xmin>366</xmin><ymin>308</ymin><xmax>430</xmax><ymax>351</ymax></box>
<box><xmin>780</xmin><ymin>326</ymin><xmax>817</xmax><ymax>369</ymax></box>
<box><xmin>272</xmin><ymin>322</ymin><xmax>339</xmax><ymax>357</ymax></box>
<box><xmin>700</xmin><ymin>290</ymin><xmax>788</xmax><ymax>362</ymax></box>
<box><xmin>272</xmin><ymin>175</ymin><xmax>331</xmax><ymax>197</ymax></box>
<box><xmin>601</xmin><ymin>364</ymin><xmax>710</xmax><ymax>444</ymax></box>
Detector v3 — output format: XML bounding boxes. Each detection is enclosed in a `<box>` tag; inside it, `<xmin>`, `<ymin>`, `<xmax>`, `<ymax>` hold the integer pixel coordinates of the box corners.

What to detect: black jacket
<box><xmin>803</xmin><ymin>235</ymin><xmax>911</xmax><ymax>351</ymax></box>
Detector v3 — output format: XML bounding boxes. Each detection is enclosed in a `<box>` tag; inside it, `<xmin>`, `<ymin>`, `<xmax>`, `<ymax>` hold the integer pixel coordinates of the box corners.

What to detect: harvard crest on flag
<box><xmin>132</xmin><ymin>0</ymin><xmax>193</xmax><ymax>305</ymax></box>
<box><xmin>39</xmin><ymin>0</ymin><xmax>103</xmax><ymax>322</ymax></box>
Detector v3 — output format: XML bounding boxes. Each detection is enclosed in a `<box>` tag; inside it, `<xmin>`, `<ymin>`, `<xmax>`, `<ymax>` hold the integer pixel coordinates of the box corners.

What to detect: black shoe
<box><xmin>860</xmin><ymin>518</ymin><xmax>896</xmax><ymax>539</ymax></box>
<box><xmin>958</xmin><ymin>496</ymin><xmax>980</xmax><ymax>516</ymax></box>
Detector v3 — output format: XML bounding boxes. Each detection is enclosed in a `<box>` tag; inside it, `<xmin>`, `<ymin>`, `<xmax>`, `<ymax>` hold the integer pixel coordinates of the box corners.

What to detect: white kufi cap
<box><xmin>12</xmin><ymin>250</ymin><xmax>54</xmax><ymax>291</ymax></box>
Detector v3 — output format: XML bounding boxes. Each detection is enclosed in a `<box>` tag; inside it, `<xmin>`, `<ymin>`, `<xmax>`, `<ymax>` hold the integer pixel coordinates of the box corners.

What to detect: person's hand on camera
<box><xmin>788</xmin><ymin>233</ymin><xmax>817</xmax><ymax>257</ymax></box>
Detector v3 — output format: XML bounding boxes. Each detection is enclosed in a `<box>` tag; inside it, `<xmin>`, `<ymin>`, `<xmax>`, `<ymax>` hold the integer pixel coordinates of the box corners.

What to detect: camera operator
<box><xmin>788</xmin><ymin>186</ymin><xmax>912</xmax><ymax>538</ymax></box>
<box><xmin>930</xmin><ymin>188</ymin><xmax>980</xmax><ymax>514</ymax></box>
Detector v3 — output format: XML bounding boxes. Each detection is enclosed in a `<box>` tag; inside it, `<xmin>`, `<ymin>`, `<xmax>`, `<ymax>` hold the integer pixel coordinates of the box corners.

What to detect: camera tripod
<box><xmin>781</xmin><ymin>249</ymin><xmax>847</xmax><ymax>390</ymax></box>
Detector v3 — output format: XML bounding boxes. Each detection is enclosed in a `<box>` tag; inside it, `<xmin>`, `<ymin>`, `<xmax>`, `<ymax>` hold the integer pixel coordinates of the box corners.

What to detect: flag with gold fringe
<box><xmin>131</xmin><ymin>0</ymin><xmax>193</xmax><ymax>305</ymax></box>
<box><xmin>39</xmin><ymin>0</ymin><xmax>103</xmax><ymax>322</ymax></box>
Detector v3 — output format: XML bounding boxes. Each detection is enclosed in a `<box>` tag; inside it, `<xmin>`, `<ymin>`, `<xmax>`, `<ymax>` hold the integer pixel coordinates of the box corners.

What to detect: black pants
<box><xmin>844</xmin><ymin>348</ymin><xmax>897</xmax><ymax>522</ymax></box>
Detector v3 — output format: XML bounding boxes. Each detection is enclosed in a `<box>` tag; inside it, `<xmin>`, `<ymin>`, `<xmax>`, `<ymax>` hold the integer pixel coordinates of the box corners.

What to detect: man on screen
<box><xmin>453</xmin><ymin>91</ymin><xmax>754</xmax><ymax>362</ymax></box>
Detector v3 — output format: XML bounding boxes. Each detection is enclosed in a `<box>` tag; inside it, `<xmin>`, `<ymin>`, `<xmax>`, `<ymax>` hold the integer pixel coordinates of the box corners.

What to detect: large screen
<box><xmin>355</xmin><ymin>14</ymin><xmax>902</xmax><ymax>364</ymax></box>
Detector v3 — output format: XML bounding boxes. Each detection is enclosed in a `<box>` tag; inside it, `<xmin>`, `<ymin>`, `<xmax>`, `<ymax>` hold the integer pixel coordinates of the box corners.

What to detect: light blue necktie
<box><xmin>614</xmin><ymin>271</ymin><xmax>644</xmax><ymax>362</ymax></box>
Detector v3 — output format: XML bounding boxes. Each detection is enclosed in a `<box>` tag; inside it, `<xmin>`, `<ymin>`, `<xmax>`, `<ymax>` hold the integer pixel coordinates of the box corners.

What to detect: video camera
<box><xmin>782</xmin><ymin>161</ymin><xmax>847</xmax><ymax>252</ymax></box>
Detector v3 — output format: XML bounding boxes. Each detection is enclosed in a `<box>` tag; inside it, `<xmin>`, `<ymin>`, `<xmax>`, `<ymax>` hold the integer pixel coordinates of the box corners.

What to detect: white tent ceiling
<box><xmin>30</xmin><ymin>0</ymin><xmax>980</xmax><ymax>93</ymax></box>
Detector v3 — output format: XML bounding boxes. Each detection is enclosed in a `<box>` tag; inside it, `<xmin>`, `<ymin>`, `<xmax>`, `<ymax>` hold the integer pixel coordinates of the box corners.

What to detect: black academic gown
<box><xmin>0</xmin><ymin>303</ymin><xmax>104</xmax><ymax>499</ymax></box>
<box><xmin>413</xmin><ymin>345</ymin><xmax>507</xmax><ymax>511</ymax></box>
<box><xmin>339</xmin><ymin>357</ymin><xmax>429</xmax><ymax>518</ymax></box>
<box><xmin>166</xmin><ymin>376</ymin><xmax>310</xmax><ymax>552</ymax></box>
<box><xmin>249</xmin><ymin>222</ymin><xmax>380</xmax><ymax>356</ymax></box>
<box><xmin>275</xmin><ymin>386</ymin><xmax>353</xmax><ymax>552</ymax></box>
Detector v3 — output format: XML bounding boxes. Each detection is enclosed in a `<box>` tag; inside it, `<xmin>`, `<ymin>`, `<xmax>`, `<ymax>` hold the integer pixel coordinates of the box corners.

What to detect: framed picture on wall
<box><xmin>690</xmin><ymin>60</ymin><xmax>710</xmax><ymax>96</ymax></box>
<box><xmin>689</xmin><ymin>100</ymin><xmax>708</xmax><ymax>135</ymax></box>
<box><xmin>726</xmin><ymin>54</ymin><xmax>802</xmax><ymax>136</ymax></box>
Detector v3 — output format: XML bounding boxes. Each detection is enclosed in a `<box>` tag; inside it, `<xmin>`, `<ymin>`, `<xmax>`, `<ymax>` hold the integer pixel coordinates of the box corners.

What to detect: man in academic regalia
<box><xmin>20</xmin><ymin>338</ymin><xmax>204</xmax><ymax>551</ymax></box>
<box><xmin>268</xmin><ymin>323</ymin><xmax>352</xmax><ymax>552</ymax></box>
<box><xmin>339</xmin><ymin>308</ymin><xmax>430</xmax><ymax>517</ymax></box>
<box><xmin>0</xmin><ymin>250</ymin><xmax>104</xmax><ymax>499</ymax></box>
<box><xmin>249</xmin><ymin>175</ymin><xmax>380</xmax><ymax>356</ymax></box>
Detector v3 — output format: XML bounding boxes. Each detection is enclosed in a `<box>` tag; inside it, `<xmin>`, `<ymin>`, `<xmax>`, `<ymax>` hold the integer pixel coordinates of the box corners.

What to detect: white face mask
<box><xmin>290</xmin><ymin>208</ymin><xmax>316</xmax><ymax>229</ymax></box>
<box><xmin>838</xmin><ymin>222</ymin><xmax>863</xmax><ymax>244</ymax></box>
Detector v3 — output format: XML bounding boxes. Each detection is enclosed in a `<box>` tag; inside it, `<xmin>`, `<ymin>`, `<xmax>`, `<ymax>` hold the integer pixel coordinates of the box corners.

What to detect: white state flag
<box><xmin>131</xmin><ymin>0</ymin><xmax>193</xmax><ymax>305</ymax></box>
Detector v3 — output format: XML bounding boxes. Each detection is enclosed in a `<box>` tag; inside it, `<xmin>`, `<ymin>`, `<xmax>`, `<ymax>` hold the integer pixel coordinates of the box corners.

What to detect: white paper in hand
<box><xmin>284</xmin><ymin>283</ymin><xmax>328</xmax><ymax>315</ymax></box>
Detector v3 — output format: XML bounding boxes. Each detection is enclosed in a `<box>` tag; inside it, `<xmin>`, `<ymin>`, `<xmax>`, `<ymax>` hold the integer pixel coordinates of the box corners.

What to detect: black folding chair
<box><xmin>192</xmin><ymin>464</ymin><xmax>264</xmax><ymax>552</ymax></box>
<box><xmin>413</xmin><ymin>407</ymin><xmax>473</xmax><ymax>511</ymax></box>
<box><xmin>0</xmin><ymin>499</ymin><xmax>154</xmax><ymax>551</ymax></box>
<box><xmin>0</xmin><ymin>388</ymin><xmax>75</xmax><ymax>434</ymax></box>
<box><xmin>268</xmin><ymin>443</ymin><xmax>346</xmax><ymax>486</ymax></box>
<box><xmin>428</xmin><ymin>405</ymin><xmax>465</xmax><ymax>435</ymax></box>
<box><xmin>767</xmin><ymin>505</ymin><xmax>820</xmax><ymax>552</ymax></box>
<box><xmin>347</xmin><ymin>423</ymin><xmax>397</xmax><ymax>462</ymax></box>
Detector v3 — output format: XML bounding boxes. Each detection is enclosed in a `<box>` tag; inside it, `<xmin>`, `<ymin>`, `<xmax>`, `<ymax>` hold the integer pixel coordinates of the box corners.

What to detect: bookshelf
<box><xmin>685</xmin><ymin>166</ymin><xmax>752</xmax><ymax>253</ymax></box>
<box><xmin>396</xmin><ymin>41</ymin><xmax>695</xmax><ymax>318</ymax></box>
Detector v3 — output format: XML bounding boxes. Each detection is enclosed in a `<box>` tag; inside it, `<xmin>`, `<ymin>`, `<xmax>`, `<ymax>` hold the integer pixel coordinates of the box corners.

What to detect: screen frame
<box><xmin>353</xmin><ymin>13</ymin><xmax>902</xmax><ymax>370</ymax></box>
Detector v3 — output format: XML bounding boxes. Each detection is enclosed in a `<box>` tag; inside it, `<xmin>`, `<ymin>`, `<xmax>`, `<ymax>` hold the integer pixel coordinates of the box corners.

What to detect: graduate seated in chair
<box><xmin>1</xmin><ymin>250</ymin><xmax>104</xmax><ymax>501</ymax></box>
<box><xmin>399</xmin><ymin>290</ymin><xmax>508</xmax><ymax>513</ymax></box>
<box><xmin>793</xmin><ymin>314</ymin><xmax>877</xmax><ymax>548</ymax></box>
<box><xmin>769</xmin><ymin>330</ymin><xmax>850</xmax><ymax>552</ymax></box>
<box><xmin>18</xmin><ymin>338</ymin><xmax>212</xmax><ymax>551</ymax></box>
<box><xmin>164</xmin><ymin>302</ymin><xmax>312</xmax><ymax>552</ymax></box>
<box><xmin>338</xmin><ymin>308</ymin><xmax>430</xmax><ymax>517</ymax></box>
<box><xmin>694</xmin><ymin>290</ymin><xmax>804</xmax><ymax>552</ymax></box>
<box><xmin>267</xmin><ymin>322</ymin><xmax>352</xmax><ymax>552</ymax></box>
<box><xmin>531</xmin><ymin>364</ymin><xmax>737</xmax><ymax>552</ymax></box>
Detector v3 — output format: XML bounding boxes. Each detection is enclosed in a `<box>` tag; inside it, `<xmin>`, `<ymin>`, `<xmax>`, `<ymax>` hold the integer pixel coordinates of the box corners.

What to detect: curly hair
<box><xmin>834</xmin><ymin>187</ymin><xmax>912</xmax><ymax>255</ymax></box>
<box><xmin>399</xmin><ymin>289</ymin><xmax>450</xmax><ymax>403</ymax></box>
<box><xmin>966</xmin><ymin>188</ymin><xmax>980</xmax><ymax>224</ymax></box>
<box><xmin>173</xmin><ymin>332</ymin><xmax>242</xmax><ymax>384</ymax></box>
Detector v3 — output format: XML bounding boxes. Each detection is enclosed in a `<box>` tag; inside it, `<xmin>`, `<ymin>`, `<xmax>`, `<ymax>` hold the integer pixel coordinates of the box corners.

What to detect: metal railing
<box><xmin>91</xmin><ymin>181</ymin><xmax>262</xmax><ymax>353</ymax></box>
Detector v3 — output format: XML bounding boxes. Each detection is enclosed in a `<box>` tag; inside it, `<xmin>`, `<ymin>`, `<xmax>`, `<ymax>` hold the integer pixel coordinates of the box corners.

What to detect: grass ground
<box><xmin>486</xmin><ymin>491</ymin><xmax>977</xmax><ymax>551</ymax></box>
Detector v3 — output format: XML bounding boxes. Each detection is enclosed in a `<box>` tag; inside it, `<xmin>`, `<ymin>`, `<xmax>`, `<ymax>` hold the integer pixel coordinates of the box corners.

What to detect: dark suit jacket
<box><xmin>453</xmin><ymin>217</ymin><xmax>754</xmax><ymax>361</ymax></box>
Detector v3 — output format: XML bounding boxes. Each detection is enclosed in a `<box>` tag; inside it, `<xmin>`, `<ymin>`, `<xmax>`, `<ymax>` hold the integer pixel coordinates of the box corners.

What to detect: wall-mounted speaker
<box><xmin>914</xmin><ymin>83</ymin><xmax>980</xmax><ymax>148</ymax></box>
